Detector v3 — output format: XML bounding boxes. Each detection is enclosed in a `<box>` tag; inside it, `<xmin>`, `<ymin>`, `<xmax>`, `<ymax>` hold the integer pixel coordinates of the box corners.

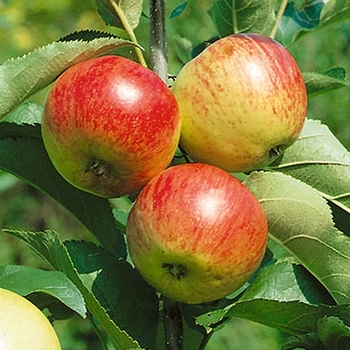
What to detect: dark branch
<box><xmin>149</xmin><ymin>0</ymin><xmax>167</xmax><ymax>82</ymax></box>
<box><xmin>163</xmin><ymin>297</ymin><xmax>184</xmax><ymax>350</ymax></box>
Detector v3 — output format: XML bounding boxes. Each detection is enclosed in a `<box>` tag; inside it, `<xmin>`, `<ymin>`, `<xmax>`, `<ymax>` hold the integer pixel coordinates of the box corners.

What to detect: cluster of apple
<box><xmin>42</xmin><ymin>33</ymin><xmax>307</xmax><ymax>304</ymax></box>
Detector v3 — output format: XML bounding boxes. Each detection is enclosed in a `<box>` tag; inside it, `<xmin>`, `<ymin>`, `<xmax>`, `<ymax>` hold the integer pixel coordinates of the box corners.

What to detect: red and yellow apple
<box><xmin>172</xmin><ymin>33</ymin><xmax>307</xmax><ymax>172</ymax></box>
<box><xmin>126</xmin><ymin>163</ymin><xmax>268</xmax><ymax>304</ymax></box>
<box><xmin>42</xmin><ymin>55</ymin><xmax>181</xmax><ymax>198</ymax></box>
<box><xmin>0</xmin><ymin>287</ymin><xmax>61</xmax><ymax>349</ymax></box>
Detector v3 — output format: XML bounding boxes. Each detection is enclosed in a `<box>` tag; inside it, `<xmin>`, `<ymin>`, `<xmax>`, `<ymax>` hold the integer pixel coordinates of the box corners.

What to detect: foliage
<box><xmin>0</xmin><ymin>1</ymin><xmax>350</xmax><ymax>349</ymax></box>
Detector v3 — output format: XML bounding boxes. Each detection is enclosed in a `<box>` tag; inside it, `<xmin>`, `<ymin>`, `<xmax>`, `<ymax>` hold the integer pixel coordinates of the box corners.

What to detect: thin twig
<box><xmin>149</xmin><ymin>0</ymin><xmax>168</xmax><ymax>82</ymax></box>
<box><xmin>149</xmin><ymin>6</ymin><xmax>183</xmax><ymax>347</ymax></box>
<box><xmin>108</xmin><ymin>0</ymin><xmax>147</xmax><ymax>67</ymax></box>
<box><xmin>270</xmin><ymin>0</ymin><xmax>289</xmax><ymax>39</ymax></box>
<box><xmin>197</xmin><ymin>331</ymin><xmax>214</xmax><ymax>350</ymax></box>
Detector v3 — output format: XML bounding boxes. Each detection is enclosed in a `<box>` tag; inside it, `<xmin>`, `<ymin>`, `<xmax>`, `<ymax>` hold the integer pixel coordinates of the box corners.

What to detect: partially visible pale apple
<box><xmin>126</xmin><ymin>163</ymin><xmax>268</xmax><ymax>304</ymax></box>
<box><xmin>172</xmin><ymin>33</ymin><xmax>307</xmax><ymax>172</ymax></box>
<box><xmin>42</xmin><ymin>55</ymin><xmax>180</xmax><ymax>198</ymax></box>
<box><xmin>0</xmin><ymin>287</ymin><xmax>61</xmax><ymax>349</ymax></box>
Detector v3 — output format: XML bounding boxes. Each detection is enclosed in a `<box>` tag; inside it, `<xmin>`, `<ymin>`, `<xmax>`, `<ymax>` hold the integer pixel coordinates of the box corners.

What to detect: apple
<box><xmin>42</xmin><ymin>55</ymin><xmax>181</xmax><ymax>198</ymax></box>
<box><xmin>126</xmin><ymin>163</ymin><xmax>268</xmax><ymax>304</ymax></box>
<box><xmin>172</xmin><ymin>33</ymin><xmax>307</xmax><ymax>173</ymax></box>
<box><xmin>0</xmin><ymin>287</ymin><xmax>61</xmax><ymax>349</ymax></box>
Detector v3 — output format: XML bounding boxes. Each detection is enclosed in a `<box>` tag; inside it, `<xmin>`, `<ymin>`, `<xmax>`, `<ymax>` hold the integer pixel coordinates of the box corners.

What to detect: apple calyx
<box><xmin>269</xmin><ymin>146</ymin><xmax>282</xmax><ymax>159</ymax></box>
<box><xmin>85</xmin><ymin>158</ymin><xmax>114</xmax><ymax>180</ymax></box>
<box><xmin>162</xmin><ymin>263</ymin><xmax>187</xmax><ymax>280</ymax></box>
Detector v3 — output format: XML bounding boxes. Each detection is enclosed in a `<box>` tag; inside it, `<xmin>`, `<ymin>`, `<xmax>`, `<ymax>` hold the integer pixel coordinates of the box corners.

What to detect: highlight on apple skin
<box><xmin>42</xmin><ymin>55</ymin><xmax>181</xmax><ymax>198</ymax></box>
<box><xmin>172</xmin><ymin>33</ymin><xmax>308</xmax><ymax>173</ymax></box>
<box><xmin>126</xmin><ymin>163</ymin><xmax>268</xmax><ymax>304</ymax></box>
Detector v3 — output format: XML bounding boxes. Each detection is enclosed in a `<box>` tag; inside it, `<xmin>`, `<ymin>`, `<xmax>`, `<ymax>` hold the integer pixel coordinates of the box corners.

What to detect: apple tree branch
<box><xmin>149</xmin><ymin>0</ymin><xmax>168</xmax><ymax>82</ymax></box>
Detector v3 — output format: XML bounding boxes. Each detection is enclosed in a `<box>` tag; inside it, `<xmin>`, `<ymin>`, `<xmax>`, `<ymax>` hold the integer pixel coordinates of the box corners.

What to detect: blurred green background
<box><xmin>0</xmin><ymin>1</ymin><xmax>349</xmax><ymax>349</ymax></box>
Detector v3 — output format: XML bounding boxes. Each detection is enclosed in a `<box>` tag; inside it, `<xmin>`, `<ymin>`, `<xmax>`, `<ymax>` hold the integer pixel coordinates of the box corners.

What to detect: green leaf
<box><xmin>170</xmin><ymin>1</ymin><xmax>188</xmax><ymax>18</ymax></box>
<box><xmin>65</xmin><ymin>240</ymin><xmax>159</xmax><ymax>350</ymax></box>
<box><xmin>329</xmin><ymin>201</ymin><xmax>350</xmax><ymax>238</ymax></box>
<box><xmin>210</xmin><ymin>0</ymin><xmax>277</xmax><ymax>37</ymax></box>
<box><xmin>173</xmin><ymin>36</ymin><xmax>193</xmax><ymax>65</ymax></box>
<box><xmin>113</xmin><ymin>208</ymin><xmax>129</xmax><ymax>233</ymax></box>
<box><xmin>195</xmin><ymin>267</ymin><xmax>350</xmax><ymax>338</ymax></box>
<box><xmin>3</xmin><ymin>101</ymin><xmax>43</xmax><ymax>124</ymax></box>
<box><xmin>244</xmin><ymin>171</ymin><xmax>350</xmax><ymax>304</ymax></box>
<box><xmin>318</xmin><ymin>316</ymin><xmax>350</xmax><ymax>349</ymax></box>
<box><xmin>0</xmin><ymin>171</ymin><xmax>18</xmax><ymax>193</ymax></box>
<box><xmin>57</xmin><ymin>29</ymin><xmax>122</xmax><ymax>42</ymax></box>
<box><xmin>0</xmin><ymin>264</ymin><xmax>86</xmax><ymax>318</ymax></box>
<box><xmin>283</xmin><ymin>332</ymin><xmax>324</xmax><ymax>350</ymax></box>
<box><xmin>0</xmin><ymin>122</ymin><xmax>126</xmax><ymax>258</ymax></box>
<box><xmin>96</xmin><ymin>0</ymin><xmax>143</xmax><ymax>29</ymax></box>
<box><xmin>110</xmin><ymin>196</ymin><xmax>132</xmax><ymax>232</ymax></box>
<box><xmin>194</xmin><ymin>309</ymin><xmax>228</xmax><ymax>331</ymax></box>
<box><xmin>199</xmin><ymin>299</ymin><xmax>350</xmax><ymax>336</ymax></box>
<box><xmin>242</xmin><ymin>262</ymin><xmax>334</xmax><ymax>305</ymax></box>
<box><xmin>278</xmin><ymin>1</ymin><xmax>350</xmax><ymax>46</ymax></box>
<box><xmin>270</xmin><ymin>119</ymin><xmax>350</xmax><ymax>234</ymax></box>
<box><xmin>267</xmin><ymin>238</ymin><xmax>298</xmax><ymax>263</ymax></box>
<box><xmin>167</xmin><ymin>0</ymin><xmax>219</xmax><ymax>69</ymax></box>
<box><xmin>196</xmin><ymin>262</ymin><xmax>350</xmax><ymax>343</ymax></box>
<box><xmin>304</xmin><ymin>67</ymin><xmax>349</xmax><ymax>97</ymax></box>
<box><xmin>2</xmin><ymin>229</ymin><xmax>141</xmax><ymax>349</ymax></box>
<box><xmin>277</xmin><ymin>1</ymin><xmax>325</xmax><ymax>45</ymax></box>
<box><xmin>320</xmin><ymin>0</ymin><xmax>350</xmax><ymax>27</ymax></box>
<box><xmin>196</xmin><ymin>261</ymin><xmax>336</xmax><ymax>335</ymax></box>
<box><xmin>0</xmin><ymin>30</ymin><xmax>135</xmax><ymax>120</ymax></box>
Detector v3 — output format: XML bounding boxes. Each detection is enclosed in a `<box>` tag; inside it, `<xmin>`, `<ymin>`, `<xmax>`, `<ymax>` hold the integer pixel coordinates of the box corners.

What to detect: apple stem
<box><xmin>163</xmin><ymin>297</ymin><xmax>184</xmax><ymax>350</ymax></box>
<box><xmin>149</xmin><ymin>0</ymin><xmax>168</xmax><ymax>82</ymax></box>
<box><xmin>270</xmin><ymin>0</ymin><xmax>288</xmax><ymax>39</ymax></box>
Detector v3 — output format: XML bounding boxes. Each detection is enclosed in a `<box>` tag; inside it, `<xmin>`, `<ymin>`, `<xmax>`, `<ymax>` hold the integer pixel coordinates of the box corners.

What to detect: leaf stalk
<box><xmin>108</xmin><ymin>0</ymin><xmax>147</xmax><ymax>67</ymax></box>
<box><xmin>270</xmin><ymin>0</ymin><xmax>289</xmax><ymax>39</ymax></box>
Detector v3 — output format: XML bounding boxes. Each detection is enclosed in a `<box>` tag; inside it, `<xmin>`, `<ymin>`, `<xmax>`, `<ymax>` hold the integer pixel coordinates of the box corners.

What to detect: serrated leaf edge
<box><xmin>2</xmin><ymin>229</ymin><xmax>141</xmax><ymax>349</ymax></box>
<box><xmin>0</xmin><ymin>30</ymin><xmax>137</xmax><ymax>120</ymax></box>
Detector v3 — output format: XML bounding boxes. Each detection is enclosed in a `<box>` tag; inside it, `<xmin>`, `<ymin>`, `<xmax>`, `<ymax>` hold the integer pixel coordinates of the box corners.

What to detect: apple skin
<box><xmin>42</xmin><ymin>55</ymin><xmax>181</xmax><ymax>198</ymax></box>
<box><xmin>172</xmin><ymin>33</ymin><xmax>307</xmax><ymax>173</ymax></box>
<box><xmin>126</xmin><ymin>163</ymin><xmax>268</xmax><ymax>304</ymax></box>
<box><xmin>0</xmin><ymin>287</ymin><xmax>61</xmax><ymax>349</ymax></box>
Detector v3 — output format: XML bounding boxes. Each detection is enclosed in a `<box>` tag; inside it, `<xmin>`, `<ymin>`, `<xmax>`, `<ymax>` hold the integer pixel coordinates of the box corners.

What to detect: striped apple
<box><xmin>126</xmin><ymin>163</ymin><xmax>268</xmax><ymax>304</ymax></box>
<box><xmin>42</xmin><ymin>55</ymin><xmax>180</xmax><ymax>198</ymax></box>
<box><xmin>172</xmin><ymin>33</ymin><xmax>307</xmax><ymax>172</ymax></box>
